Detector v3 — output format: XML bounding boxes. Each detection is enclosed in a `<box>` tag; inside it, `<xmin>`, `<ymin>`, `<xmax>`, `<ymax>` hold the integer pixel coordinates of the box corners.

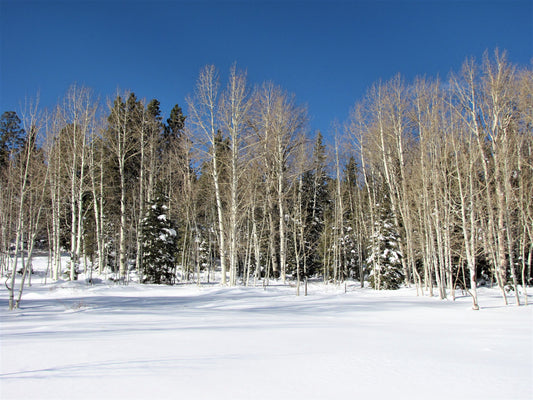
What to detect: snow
<box><xmin>165</xmin><ymin>228</ymin><xmax>176</xmax><ymax>237</ymax></box>
<box><xmin>1</xmin><ymin>258</ymin><xmax>532</xmax><ymax>400</ymax></box>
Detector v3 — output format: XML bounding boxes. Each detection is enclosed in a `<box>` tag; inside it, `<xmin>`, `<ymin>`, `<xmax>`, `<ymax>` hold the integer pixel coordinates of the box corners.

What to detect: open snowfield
<box><xmin>1</xmin><ymin>259</ymin><xmax>532</xmax><ymax>400</ymax></box>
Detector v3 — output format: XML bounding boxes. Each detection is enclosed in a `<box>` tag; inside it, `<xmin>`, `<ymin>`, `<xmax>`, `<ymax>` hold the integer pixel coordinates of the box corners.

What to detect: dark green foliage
<box><xmin>165</xmin><ymin>104</ymin><xmax>186</xmax><ymax>142</ymax></box>
<box><xmin>341</xmin><ymin>156</ymin><xmax>364</xmax><ymax>280</ymax></box>
<box><xmin>300</xmin><ymin>132</ymin><xmax>330</xmax><ymax>276</ymax></box>
<box><xmin>124</xmin><ymin>93</ymin><xmax>144</xmax><ymax>185</ymax></box>
<box><xmin>141</xmin><ymin>187</ymin><xmax>179</xmax><ymax>284</ymax></box>
<box><xmin>160</xmin><ymin>102</ymin><xmax>190</xmax><ymax>210</ymax></box>
<box><xmin>103</xmin><ymin>93</ymin><xmax>144</xmax><ymax>220</ymax></box>
<box><xmin>338</xmin><ymin>226</ymin><xmax>359</xmax><ymax>278</ymax></box>
<box><xmin>0</xmin><ymin>111</ymin><xmax>25</xmax><ymax>170</ymax></box>
<box><xmin>342</xmin><ymin>156</ymin><xmax>358</xmax><ymax>220</ymax></box>
<box><xmin>147</xmin><ymin>99</ymin><xmax>162</xmax><ymax>121</ymax></box>
<box><xmin>367</xmin><ymin>199</ymin><xmax>404</xmax><ymax>290</ymax></box>
<box><xmin>147</xmin><ymin>99</ymin><xmax>164</xmax><ymax>144</ymax></box>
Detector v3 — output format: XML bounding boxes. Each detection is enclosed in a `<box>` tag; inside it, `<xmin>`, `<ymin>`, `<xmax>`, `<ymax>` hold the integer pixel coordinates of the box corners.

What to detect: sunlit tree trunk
<box><xmin>7</xmin><ymin>101</ymin><xmax>41</xmax><ymax>310</ymax></box>
<box><xmin>220</xmin><ymin>65</ymin><xmax>251</xmax><ymax>285</ymax></box>
<box><xmin>251</xmin><ymin>83</ymin><xmax>306</xmax><ymax>283</ymax></box>
<box><xmin>453</xmin><ymin>57</ymin><xmax>507</xmax><ymax>304</ymax></box>
<box><xmin>58</xmin><ymin>85</ymin><xmax>96</xmax><ymax>280</ymax></box>
<box><xmin>106</xmin><ymin>92</ymin><xmax>141</xmax><ymax>281</ymax></box>
<box><xmin>187</xmin><ymin>66</ymin><xmax>228</xmax><ymax>284</ymax></box>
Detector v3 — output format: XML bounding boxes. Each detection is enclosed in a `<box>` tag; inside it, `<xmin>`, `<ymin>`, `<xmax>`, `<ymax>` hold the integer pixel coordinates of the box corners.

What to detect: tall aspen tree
<box><xmin>105</xmin><ymin>92</ymin><xmax>142</xmax><ymax>280</ymax></box>
<box><xmin>219</xmin><ymin>65</ymin><xmax>252</xmax><ymax>285</ymax></box>
<box><xmin>251</xmin><ymin>83</ymin><xmax>306</xmax><ymax>282</ymax></box>
<box><xmin>187</xmin><ymin>66</ymin><xmax>228</xmax><ymax>284</ymax></box>
<box><xmin>60</xmin><ymin>85</ymin><xmax>96</xmax><ymax>280</ymax></box>
<box><xmin>7</xmin><ymin>99</ymin><xmax>42</xmax><ymax>309</ymax></box>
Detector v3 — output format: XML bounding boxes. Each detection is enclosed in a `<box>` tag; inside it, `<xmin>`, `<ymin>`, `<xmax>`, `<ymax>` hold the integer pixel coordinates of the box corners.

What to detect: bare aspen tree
<box><xmin>1</xmin><ymin>111</ymin><xmax>27</xmax><ymax>278</ymax></box>
<box><xmin>291</xmin><ymin>134</ymin><xmax>312</xmax><ymax>293</ymax></box>
<box><xmin>59</xmin><ymin>85</ymin><xmax>96</xmax><ymax>280</ymax></box>
<box><xmin>250</xmin><ymin>84</ymin><xmax>279</xmax><ymax>281</ymax></box>
<box><xmin>237</xmin><ymin>125</ymin><xmax>267</xmax><ymax>286</ymax></box>
<box><xmin>435</xmin><ymin>89</ymin><xmax>456</xmax><ymax>299</ymax></box>
<box><xmin>181</xmin><ymin>129</ymin><xmax>196</xmax><ymax>282</ymax></box>
<box><xmin>348</xmin><ymin>105</ymin><xmax>379</xmax><ymax>288</ymax></box>
<box><xmin>7</xmin><ymin>99</ymin><xmax>43</xmax><ymax>309</ymax></box>
<box><xmin>135</xmin><ymin>106</ymin><xmax>147</xmax><ymax>279</ymax></box>
<box><xmin>274</xmin><ymin>90</ymin><xmax>306</xmax><ymax>283</ymax></box>
<box><xmin>219</xmin><ymin>65</ymin><xmax>252</xmax><ymax>285</ymax></box>
<box><xmin>242</xmin><ymin>141</ymin><xmax>269</xmax><ymax>286</ymax></box>
<box><xmin>0</xmin><ymin>173</ymin><xmax>11</xmax><ymax>276</ymax></box>
<box><xmin>385</xmin><ymin>77</ymin><xmax>424</xmax><ymax>291</ymax></box>
<box><xmin>365</xmin><ymin>78</ymin><xmax>412</xmax><ymax>288</ymax></box>
<box><xmin>451</xmin><ymin>51</ymin><xmax>526</xmax><ymax>305</ymax></box>
<box><xmin>251</xmin><ymin>83</ymin><xmax>307</xmax><ymax>283</ymax></box>
<box><xmin>452</xmin><ymin>56</ymin><xmax>508</xmax><ymax>303</ymax></box>
<box><xmin>413</xmin><ymin>77</ymin><xmax>450</xmax><ymax>298</ymax></box>
<box><xmin>88</xmin><ymin>122</ymin><xmax>106</xmax><ymax>275</ymax></box>
<box><xmin>333</xmin><ymin>134</ymin><xmax>345</xmax><ymax>282</ymax></box>
<box><xmin>105</xmin><ymin>91</ymin><xmax>142</xmax><ymax>280</ymax></box>
<box><xmin>481</xmin><ymin>51</ymin><xmax>522</xmax><ymax>305</ymax></box>
<box><xmin>448</xmin><ymin>95</ymin><xmax>481</xmax><ymax>309</ymax></box>
<box><xmin>187</xmin><ymin>66</ymin><xmax>228</xmax><ymax>284</ymax></box>
<box><xmin>45</xmin><ymin>107</ymin><xmax>64</xmax><ymax>280</ymax></box>
<box><xmin>14</xmin><ymin>130</ymin><xmax>49</xmax><ymax>307</ymax></box>
<box><xmin>133</xmin><ymin>102</ymin><xmax>155</xmax><ymax>280</ymax></box>
<box><xmin>515</xmin><ymin>68</ymin><xmax>533</xmax><ymax>304</ymax></box>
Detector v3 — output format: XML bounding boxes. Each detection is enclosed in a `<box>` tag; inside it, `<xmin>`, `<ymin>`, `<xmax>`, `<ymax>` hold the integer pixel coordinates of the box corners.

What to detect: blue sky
<box><xmin>1</xmin><ymin>0</ymin><xmax>532</xmax><ymax>137</ymax></box>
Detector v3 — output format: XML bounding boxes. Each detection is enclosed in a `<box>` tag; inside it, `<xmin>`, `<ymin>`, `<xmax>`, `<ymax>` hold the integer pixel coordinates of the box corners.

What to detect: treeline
<box><xmin>1</xmin><ymin>51</ymin><xmax>531</xmax><ymax>309</ymax></box>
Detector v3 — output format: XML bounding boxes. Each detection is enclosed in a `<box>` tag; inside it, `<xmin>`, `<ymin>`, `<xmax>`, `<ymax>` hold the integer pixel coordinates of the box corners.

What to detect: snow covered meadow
<box><xmin>1</xmin><ymin>258</ymin><xmax>532</xmax><ymax>400</ymax></box>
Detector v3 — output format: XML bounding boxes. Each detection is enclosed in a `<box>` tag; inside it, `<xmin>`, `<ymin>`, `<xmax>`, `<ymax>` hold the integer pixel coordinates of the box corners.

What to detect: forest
<box><xmin>1</xmin><ymin>50</ymin><xmax>532</xmax><ymax>310</ymax></box>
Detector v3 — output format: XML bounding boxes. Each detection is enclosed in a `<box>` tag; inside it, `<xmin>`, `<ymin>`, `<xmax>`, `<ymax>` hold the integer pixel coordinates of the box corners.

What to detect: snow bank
<box><xmin>1</xmin><ymin>262</ymin><xmax>532</xmax><ymax>400</ymax></box>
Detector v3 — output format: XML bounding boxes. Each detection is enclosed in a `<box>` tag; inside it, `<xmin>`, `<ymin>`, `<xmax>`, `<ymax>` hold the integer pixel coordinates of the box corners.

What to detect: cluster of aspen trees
<box><xmin>1</xmin><ymin>51</ymin><xmax>531</xmax><ymax>309</ymax></box>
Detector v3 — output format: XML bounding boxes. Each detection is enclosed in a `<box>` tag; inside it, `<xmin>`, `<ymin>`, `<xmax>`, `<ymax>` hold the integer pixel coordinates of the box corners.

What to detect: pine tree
<box><xmin>341</xmin><ymin>156</ymin><xmax>363</xmax><ymax>280</ymax></box>
<box><xmin>0</xmin><ymin>111</ymin><xmax>26</xmax><ymax>171</ymax></box>
<box><xmin>338</xmin><ymin>226</ymin><xmax>358</xmax><ymax>277</ymax></box>
<box><xmin>301</xmin><ymin>132</ymin><xmax>330</xmax><ymax>276</ymax></box>
<box><xmin>141</xmin><ymin>187</ymin><xmax>178</xmax><ymax>284</ymax></box>
<box><xmin>104</xmin><ymin>92</ymin><xmax>144</xmax><ymax>278</ymax></box>
<box><xmin>164</xmin><ymin>104</ymin><xmax>186</xmax><ymax>143</ymax></box>
<box><xmin>366</xmin><ymin>197</ymin><xmax>404</xmax><ymax>290</ymax></box>
<box><xmin>161</xmin><ymin>103</ymin><xmax>188</xmax><ymax>194</ymax></box>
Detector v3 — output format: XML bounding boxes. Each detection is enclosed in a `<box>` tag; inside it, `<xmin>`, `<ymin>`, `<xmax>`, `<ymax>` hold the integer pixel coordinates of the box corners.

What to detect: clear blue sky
<box><xmin>1</xmin><ymin>0</ymin><xmax>532</xmax><ymax>137</ymax></box>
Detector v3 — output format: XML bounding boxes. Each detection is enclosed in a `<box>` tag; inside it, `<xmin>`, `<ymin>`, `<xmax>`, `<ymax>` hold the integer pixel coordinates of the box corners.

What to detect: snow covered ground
<box><xmin>1</xmin><ymin>259</ymin><xmax>532</xmax><ymax>400</ymax></box>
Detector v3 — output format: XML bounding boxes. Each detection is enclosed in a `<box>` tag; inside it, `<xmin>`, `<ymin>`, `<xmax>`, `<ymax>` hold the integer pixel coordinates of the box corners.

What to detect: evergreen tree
<box><xmin>103</xmin><ymin>92</ymin><xmax>144</xmax><ymax>277</ymax></box>
<box><xmin>366</xmin><ymin>196</ymin><xmax>404</xmax><ymax>290</ymax></box>
<box><xmin>338</xmin><ymin>226</ymin><xmax>358</xmax><ymax>278</ymax></box>
<box><xmin>143</xmin><ymin>98</ymin><xmax>164</xmax><ymax>203</ymax></box>
<box><xmin>147</xmin><ymin>99</ymin><xmax>162</xmax><ymax>122</ymax></box>
<box><xmin>213</xmin><ymin>130</ymin><xmax>231</xmax><ymax>190</ymax></box>
<box><xmin>342</xmin><ymin>156</ymin><xmax>358</xmax><ymax>221</ymax></box>
<box><xmin>160</xmin><ymin>103</ymin><xmax>190</xmax><ymax>221</ymax></box>
<box><xmin>301</xmin><ymin>132</ymin><xmax>330</xmax><ymax>276</ymax></box>
<box><xmin>147</xmin><ymin>99</ymin><xmax>164</xmax><ymax>157</ymax></box>
<box><xmin>141</xmin><ymin>186</ymin><xmax>178</xmax><ymax>284</ymax></box>
<box><xmin>0</xmin><ymin>111</ymin><xmax>26</xmax><ymax>171</ymax></box>
<box><xmin>164</xmin><ymin>104</ymin><xmax>186</xmax><ymax>143</ymax></box>
<box><xmin>341</xmin><ymin>156</ymin><xmax>363</xmax><ymax>280</ymax></box>
<box><xmin>124</xmin><ymin>93</ymin><xmax>144</xmax><ymax>185</ymax></box>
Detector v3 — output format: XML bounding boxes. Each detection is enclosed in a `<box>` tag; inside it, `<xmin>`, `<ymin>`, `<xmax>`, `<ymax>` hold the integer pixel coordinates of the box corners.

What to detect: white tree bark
<box><xmin>220</xmin><ymin>65</ymin><xmax>251</xmax><ymax>285</ymax></box>
<box><xmin>187</xmin><ymin>66</ymin><xmax>228</xmax><ymax>284</ymax></box>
